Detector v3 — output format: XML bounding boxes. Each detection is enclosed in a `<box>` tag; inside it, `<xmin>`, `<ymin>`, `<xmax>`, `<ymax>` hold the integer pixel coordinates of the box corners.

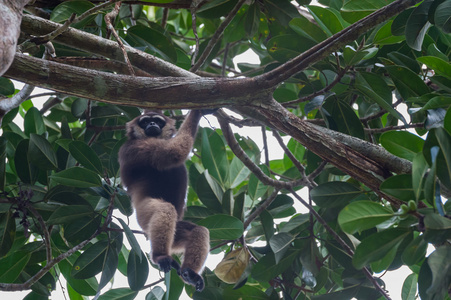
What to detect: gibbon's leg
<box><xmin>173</xmin><ymin>221</ymin><xmax>210</xmax><ymax>291</ymax></box>
<box><xmin>134</xmin><ymin>198</ymin><xmax>180</xmax><ymax>273</ymax></box>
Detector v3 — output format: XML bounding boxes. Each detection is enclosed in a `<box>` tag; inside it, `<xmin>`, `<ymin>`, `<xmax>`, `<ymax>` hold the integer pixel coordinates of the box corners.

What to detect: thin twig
<box><xmin>29</xmin><ymin>14</ymin><xmax>76</xmax><ymax>45</ymax></box>
<box><xmin>243</xmin><ymin>189</ymin><xmax>279</xmax><ymax>229</ymax></box>
<box><xmin>190</xmin><ymin>0</ymin><xmax>247</xmax><ymax>72</ymax></box>
<box><xmin>161</xmin><ymin>8</ymin><xmax>169</xmax><ymax>28</ymax></box>
<box><xmin>105</xmin><ymin>2</ymin><xmax>135</xmax><ymax>76</ymax></box>
<box><xmin>272</xmin><ymin>131</ymin><xmax>305</xmax><ymax>175</ymax></box>
<box><xmin>27</xmin><ymin>205</ymin><xmax>52</xmax><ymax>264</ymax></box>
<box><xmin>364</xmin><ymin>123</ymin><xmax>424</xmax><ymax>133</ymax></box>
<box><xmin>190</xmin><ymin>1</ymin><xmax>200</xmax><ymax>67</ymax></box>
<box><xmin>261</xmin><ymin>126</ymin><xmax>270</xmax><ymax>166</ymax></box>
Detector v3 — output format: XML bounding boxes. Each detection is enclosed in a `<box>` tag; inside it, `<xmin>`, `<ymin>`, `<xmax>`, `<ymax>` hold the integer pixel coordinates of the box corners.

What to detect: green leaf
<box><xmin>14</xmin><ymin>139</ymin><xmax>38</xmax><ymax>184</ymax></box>
<box><xmin>401</xmin><ymin>273</ymin><xmax>418</xmax><ymax>300</ymax></box>
<box><xmin>24</xmin><ymin>107</ymin><xmax>45</xmax><ymax>136</ymax></box>
<box><xmin>164</xmin><ymin>268</ymin><xmax>184</xmax><ymax>300</ymax></box>
<box><xmin>0</xmin><ymin>77</ymin><xmax>15</xmax><ymax>95</ymax></box>
<box><xmin>50</xmin><ymin>167</ymin><xmax>102</xmax><ymax>188</ymax></box>
<box><xmin>435</xmin><ymin>127</ymin><xmax>451</xmax><ymax>187</ymax></box>
<box><xmin>405</xmin><ymin>0</ymin><xmax>433</xmax><ymax>51</ymax></box>
<box><xmin>434</xmin><ymin>0</ymin><xmax>451</xmax><ymax>33</ymax></box>
<box><xmin>310</xmin><ymin>181</ymin><xmax>361</xmax><ymax>208</ymax></box>
<box><xmin>402</xmin><ymin>235</ymin><xmax>427</xmax><ymax>266</ymax></box>
<box><xmin>72</xmin><ymin>240</ymin><xmax>110</xmax><ymax>279</ymax></box>
<box><xmin>50</xmin><ymin>0</ymin><xmax>96</xmax><ymax>28</ymax></box>
<box><xmin>289</xmin><ymin>17</ymin><xmax>327</xmax><ymax>43</ymax></box>
<box><xmin>269</xmin><ymin>233</ymin><xmax>295</xmax><ymax>264</ymax></box>
<box><xmin>341</xmin><ymin>0</ymin><xmax>395</xmax><ymax>23</ymax></box>
<box><xmin>0</xmin><ymin>251</ymin><xmax>31</xmax><ymax>283</ymax></box>
<box><xmin>125</xmin><ymin>25</ymin><xmax>177</xmax><ymax>62</ymax></box>
<box><xmin>425</xmin><ymin>245</ymin><xmax>451</xmax><ymax>300</ymax></box>
<box><xmin>373</xmin><ymin>21</ymin><xmax>405</xmax><ymax>45</ymax></box>
<box><xmin>47</xmin><ymin>205</ymin><xmax>94</xmax><ymax>225</ymax></box>
<box><xmin>355</xmin><ymin>72</ymin><xmax>407</xmax><ymax>124</ymax></box>
<box><xmin>118</xmin><ymin>219</ymin><xmax>142</xmax><ymax>262</ymax></box>
<box><xmin>417</xmin><ymin>56</ymin><xmax>451</xmax><ymax>79</ymax></box>
<box><xmin>97</xmin><ymin>288</ymin><xmax>139</xmax><ymax>300</ymax></box>
<box><xmin>352</xmin><ymin>228</ymin><xmax>410</xmax><ymax>269</ymax></box>
<box><xmin>197</xmin><ymin>0</ymin><xmax>239</xmax><ymax>19</ymax></box>
<box><xmin>201</xmin><ymin>128</ymin><xmax>228</xmax><ymax>187</ymax></box>
<box><xmin>385</xmin><ymin>65</ymin><xmax>430</xmax><ymax>100</ymax></box>
<box><xmin>127</xmin><ymin>249</ymin><xmax>149</xmax><ymax>291</ymax></box>
<box><xmin>267</xmin><ymin>34</ymin><xmax>316</xmax><ymax>62</ymax></box>
<box><xmin>308</xmin><ymin>5</ymin><xmax>343</xmax><ymax>35</ymax></box>
<box><xmin>64</xmin><ymin>215</ymin><xmax>101</xmax><ymax>244</ymax></box>
<box><xmin>28</xmin><ymin>134</ymin><xmax>58</xmax><ymax>170</ymax></box>
<box><xmin>69</xmin><ymin>141</ymin><xmax>103</xmax><ymax>174</ymax></box>
<box><xmin>380</xmin><ymin>174</ymin><xmax>415</xmax><ymax>201</ymax></box>
<box><xmin>251</xmin><ymin>249</ymin><xmax>300</xmax><ymax>282</ymax></box>
<box><xmin>0</xmin><ymin>211</ymin><xmax>15</xmax><ymax>257</ymax></box>
<box><xmin>321</xmin><ymin>98</ymin><xmax>365</xmax><ymax>139</ymax></box>
<box><xmin>229</xmin><ymin>156</ymin><xmax>251</xmax><ymax>189</ymax></box>
<box><xmin>197</xmin><ymin>214</ymin><xmax>243</xmax><ymax>241</ymax></box>
<box><xmin>338</xmin><ymin>201</ymin><xmax>394</xmax><ymax>234</ymax></box>
<box><xmin>0</xmin><ymin>137</ymin><xmax>6</xmax><ymax>191</ymax></box>
<box><xmin>248</xmin><ymin>164</ymin><xmax>271</xmax><ymax>200</ymax></box>
<box><xmin>423</xmin><ymin>213</ymin><xmax>451</xmax><ymax>244</ymax></box>
<box><xmin>59</xmin><ymin>254</ymin><xmax>98</xmax><ymax>296</ymax></box>
<box><xmin>196</xmin><ymin>171</ymin><xmax>223</xmax><ymax>212</ymax></box>
<box><xmin>380</xmin><ymin>131</ymin><xmax>424</xmax><ymax>161</ymax></box>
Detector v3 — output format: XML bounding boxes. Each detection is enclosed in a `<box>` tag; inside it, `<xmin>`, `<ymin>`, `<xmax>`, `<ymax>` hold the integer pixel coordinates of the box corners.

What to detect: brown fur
<box><xmin>119</xmin><ymin>110</ymin><xmax>210</xmax><ymax>291</ymax></box>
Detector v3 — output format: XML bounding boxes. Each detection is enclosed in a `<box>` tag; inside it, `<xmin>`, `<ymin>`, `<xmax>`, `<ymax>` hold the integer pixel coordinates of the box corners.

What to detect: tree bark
<box><xmin>0</xmin><ymin>0</ymin><xmax>29</xmax><ymax>76</ymax></box>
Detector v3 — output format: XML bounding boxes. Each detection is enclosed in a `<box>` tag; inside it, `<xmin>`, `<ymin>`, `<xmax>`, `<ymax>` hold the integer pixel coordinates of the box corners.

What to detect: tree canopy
<box><xmin>0</xmin><ymin>0</ymin><xmax>451</xmax><ymax>299</ymax></box>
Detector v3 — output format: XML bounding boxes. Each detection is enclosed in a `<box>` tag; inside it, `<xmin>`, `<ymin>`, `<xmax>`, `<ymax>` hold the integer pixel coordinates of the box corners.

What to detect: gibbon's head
<box><xmin>126</xmin><ymin>112</ymin><xmax>176</xmax><ymax>140</ymax></box>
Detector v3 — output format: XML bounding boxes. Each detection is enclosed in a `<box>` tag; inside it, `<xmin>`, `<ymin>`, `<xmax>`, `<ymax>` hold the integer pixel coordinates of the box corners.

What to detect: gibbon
<box><xmin>118</xmin><ymin>110</ymin><xmax>210</xmax><ymax>291</ymax></box>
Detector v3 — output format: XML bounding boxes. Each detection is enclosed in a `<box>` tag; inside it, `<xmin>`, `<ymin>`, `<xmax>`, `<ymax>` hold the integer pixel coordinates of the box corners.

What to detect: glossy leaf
<box><xmin>308</xmin><ymin>5</ymin><xmax>343</xmax><ymax>35</ymax></box>
<box><xmin>434</xmin><ymin>0</ymin><xmax>451</xmax><ymax>33</ymax></box>
<box><xmin>69</xmin><ymin>141</ymin><xmax>103</xmax><ymax>174</ymax></box>
<box><xmin>405</xmin><ymin>0</ymin><xmax>433</xmax><ymax>50</ymax></box>
<box><xmin>417</xmin><ymin>56</ymin><xmax>451</xmax><ymax>79</ymax></box>
<box><xmin>380</xmin><ymin>131</ymin><xmax>424</xmax><ymax>161</ymax></box>
<box><xmin>72</xmin><ymin>240</ymin><xmax>110</xmax><ymax>279</ymax></box>
<box><xmin>310</xmin><ymin>181</ymin><xmax>361</xmax><ymax>208</ymax></box>
<box><xmin>322</xmin><ymin>98</ymin><xmax>364</xmax><ymax>139</ymax></box>
<box><xmin>97</xmin><ymin>288</ymin><xmax>138</xmax><ymax>300</ymax></box>
<box><xmin>24</xmin><ymin>107</ymin><xmax>45</xmax><ymax>136</ymax></box>
<box><xmin>59</xmin><ymin>254</ymin><xmax>98</xmax><ymax>296</ymax></box>
<box><xmin>15</xmin><ymin>139</ymin><xmax>38</xmax><ymax>184</ymax></box>
<box><xmin>198</xmin><ymin>214</ymin><xmax>243</xmax><ymax>241</ymax></box>
<box><xmin>353</xmin><ymin>228</ymin><xmax>410</xmax><ymax>269</ymax></box>
<box><xmin>47</xmin><ymin>205</ymin><xmax>94</xmax><ymax>225</ymax></box>
<box><xmin>0</xmin><ymin>211</ymin><xmax>15</xmax><ymax>257</ymax></box>
<box><xmin>127</xmin><ymin>249</ymin><xmax>149</xmax><ymax>291</ymax></box>
<box><xmin>251</xmin><ymin>249</ymin><xmax>300</xmax><ymax>282</ymax></box>
<box><xmin>385</xmin><ymin>65</ymin><xmax>430</xmax><ymax>100</ymax></box>
<box><xmin>355</xmin><ymin>72</ymin><xmax>407</xmax><ymax>124</ymax></box>
<box><xmin>196</xmin><ymin>171</ymin><xmax>223</xmax><ymax>212</ymax></box>
<box><xmin>402</xmin><ymin>235</ymin><xmax>427</xmax><ymax>266</ymax></box>
<box><xmin>401</xmin><ymin>273</ymin><xmax>418</xmax><ymax>300</ymax></box>
<box><xmin>50</xmin><ymin>167</ymin><xmax>102</xmax><ymax>188</ymax></box>
<box><xmin>338</xmin><ymin>201</ymin><xmax>393</xmax><ymax>234</ymax></box>
<box><xmin>380</xmin><ymin>174</ymin><xmax>415</xmax><ymax>201</ymax></box>
<box><xmin>248</xmin><ymin>164</ymin><xmax>271</xmax><ymax>200</ymax></box>
<box><xmin>118</xmin><ymin>219</ymin><xmax>142</xmax><ymax>262</ymax></box>
<box><xmin>289</xmin><ymin>17</ymin><xmax>327</xmax><ymax>43</ymax></box>
<box><xmin>0</xmin><ymin>251</ymin><xmax>31</xmax><ymax>283</ymax></box>
<box><xmin>201</xmin><ymin>128</ymin><xmax>228</xmax><ymax>186</ymax></box>
<box><xmin>28</xmin><ymin>134</ymin><xmax>58</xmax><ymax>170</ymax></box>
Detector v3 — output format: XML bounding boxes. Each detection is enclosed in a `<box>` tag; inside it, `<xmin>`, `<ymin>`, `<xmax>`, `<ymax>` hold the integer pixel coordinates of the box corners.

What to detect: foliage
<box><xmin>0</xmin><ymin>0</ymin><xmax>451</xmax><ymax>299</ymax></box>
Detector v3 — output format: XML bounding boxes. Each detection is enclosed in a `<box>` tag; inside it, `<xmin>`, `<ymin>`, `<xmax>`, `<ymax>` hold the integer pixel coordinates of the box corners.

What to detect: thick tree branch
<box><xmin>4</xmin><ymin>53</ymin><xmax>262</xmax><ymax>109</ymax></box>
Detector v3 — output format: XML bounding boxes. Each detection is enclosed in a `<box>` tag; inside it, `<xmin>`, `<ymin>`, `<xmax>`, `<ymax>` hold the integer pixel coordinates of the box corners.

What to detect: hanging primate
<box><xmin>118</xmin><ymin>110</ymin><xmax>210</xmax><ymax>291</ymax></box>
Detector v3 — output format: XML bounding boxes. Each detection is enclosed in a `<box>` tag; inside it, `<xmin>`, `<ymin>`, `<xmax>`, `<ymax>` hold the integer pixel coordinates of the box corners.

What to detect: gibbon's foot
<box><xmin>180</xmin><ymin>267</ymin><xmax>204</xmax><ymax>292</ymax></box>
<box><xmin>154</xmin><ymin>255</ymin><xmax>180</xmax><ymax>273</ymax></box>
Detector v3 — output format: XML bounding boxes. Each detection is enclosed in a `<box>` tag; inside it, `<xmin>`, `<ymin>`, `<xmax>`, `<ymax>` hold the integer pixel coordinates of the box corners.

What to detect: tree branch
<box><xmin>190</xmin><ymin>0</ymin><xmax>246</xmax><ymax>72</ymax></box>
<box><xmin>255</xmin><ymin>0</ymin><xmax>421</xmax><ymax>88</ymax></box>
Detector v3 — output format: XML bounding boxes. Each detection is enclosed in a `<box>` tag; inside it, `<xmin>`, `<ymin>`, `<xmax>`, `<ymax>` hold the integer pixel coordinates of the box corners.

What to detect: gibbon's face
<box><xmin>139</xmin><ymin>114</ymin><xmax>166</xmax><ymax>137</ymax></box>
<box><xmin>127</xmin><ymin>113</ymin><xmax>176</xmax><ymax>140</ymax></box>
